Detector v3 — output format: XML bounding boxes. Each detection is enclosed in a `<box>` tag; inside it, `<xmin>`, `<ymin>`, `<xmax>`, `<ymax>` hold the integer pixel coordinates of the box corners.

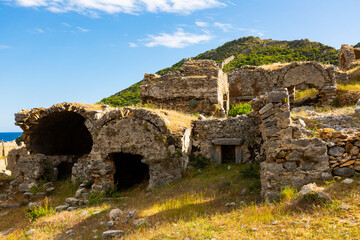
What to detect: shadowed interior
<box><xmin>112</xmin><ymin>153</ymin><xmax>149</xmax><ymax>190</ymax></box>
<box><xmin>29</xmin><ymin>112</ymin><xmax>93</xmax><ymax>155</ymax></box>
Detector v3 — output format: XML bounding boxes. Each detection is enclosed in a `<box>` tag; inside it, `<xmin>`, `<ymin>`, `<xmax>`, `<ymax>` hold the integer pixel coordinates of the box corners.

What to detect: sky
<box><xmin>1</xmin><ymin>0</ymin><xmax>360</xmax><ymax>132</ymax></box>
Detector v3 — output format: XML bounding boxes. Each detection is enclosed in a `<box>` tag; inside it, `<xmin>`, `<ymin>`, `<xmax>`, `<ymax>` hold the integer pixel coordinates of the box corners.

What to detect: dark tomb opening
<box><xmin>112</xmin><ymin>153</ymin><xmax>149</xmax><ymax>190</ymax></box>
<box><xmin>29</xmin><ymin>112</ymin><xmax>93</xmax><ymax>155</ymax></box>
<box><xmin>57</xmin><ymin>161</ymin><xmax>75</xmax><ymax>180</ymax></box>
<box><xmin>221</xmin><ymin>145</ymin><xmax>236</xmax><ymax>164</ymax></box>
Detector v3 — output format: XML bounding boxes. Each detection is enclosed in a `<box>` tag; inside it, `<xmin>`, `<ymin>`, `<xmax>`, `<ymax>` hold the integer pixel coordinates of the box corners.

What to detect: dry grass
<box><xmin>2</xmin><ymin>165</ymin><xmax>360</xmax><ymax>240</ymax></box>
<box><xmin>259</xmin><ymin>63</ymin><xmax>289</xmax><ymax>71</ymax></box>
<box><xmin>147</xmin><ymin>108</ymin><xmax>197</xmax><ymax>133</ymax></box>
<box><xmin>294</xmin><ymin>88</ymin><xmax>319</xmax><ymax>102</ymax></box>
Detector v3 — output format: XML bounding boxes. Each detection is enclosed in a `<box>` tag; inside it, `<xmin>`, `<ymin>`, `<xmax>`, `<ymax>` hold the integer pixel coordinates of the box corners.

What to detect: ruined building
<box><xmin>339</xmin><ymin>44</ymin><xmax>360</xmax><ymax>70</ymax></box>
<box><xmin>141</xmin><ymin>59</ymin><xmax>229</xmax><ymax>116</ymax></box>
<box><xmin>5</xmin><ymin>50</ymin><xmax>360</xmax><ymax>201</ymax></box>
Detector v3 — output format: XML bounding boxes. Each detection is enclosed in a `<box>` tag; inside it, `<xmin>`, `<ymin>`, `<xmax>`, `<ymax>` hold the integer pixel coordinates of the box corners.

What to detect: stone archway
<box><xmin>88</xmin><ymin>108</ymin><xmax>189</xmax><ymax>191</ymax></box>
<box><xmin>28</xmin><ymin>111</ymin><xmax>93</xmax><ymax>155</ymax></box>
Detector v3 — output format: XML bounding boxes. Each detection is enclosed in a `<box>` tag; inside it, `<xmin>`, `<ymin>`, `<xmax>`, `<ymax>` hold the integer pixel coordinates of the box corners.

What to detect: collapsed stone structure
<box><xmin>6</xmin><ymin>49</ymin><xmax>360</xmax><ymax>200</ymax></box>
<box><xmin>339</xmin><ymin>44</ymin><xmax>360</xmax><ymax>70</ymax></box>
<box><xmin>8</xmin><ymin>103</ymin><xmax>191</xmax><ymax>192</ymax></box>
<box><xmin>140</xmin><ymin>59</ymin><xmax>229</xmax><ymax>116</ymax></box>
<box><xmin>228</xmin><ymin>62</ymin><xmax>338</xmax><ymax>104</ymax></box>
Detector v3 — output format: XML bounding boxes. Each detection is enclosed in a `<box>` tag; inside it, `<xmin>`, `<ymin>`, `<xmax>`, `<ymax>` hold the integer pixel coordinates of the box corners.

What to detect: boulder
<box><xmin>333</xmin><ymin>167</ymin><xmax>355</xmax><ymax>177</ymax></box>
<box><xmin>102</xmin><ymin>230</ymin><xmax>125</xmax><ymax>239</ymax></box>
<box><xmin>109</xmin><ymin>208</ymin><xmax>123</xmax><ymax>221</ymax></box>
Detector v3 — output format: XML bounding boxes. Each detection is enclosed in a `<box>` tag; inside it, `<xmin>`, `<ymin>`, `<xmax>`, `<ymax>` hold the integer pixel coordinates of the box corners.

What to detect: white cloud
<box><xmin>214</xmin><ymin>22</ymin><xmax>233</xmax><ymax>32</ymax></box>
<box><xmin>62</xmin><ymin>22</ymin><xmax>72</xmax><ymax>28</ymax></box>
<box><xmin>9</xmin><ymin>0</ymin><xmax>225</xmax><ymax>15</ymax></box>
<box><xmin>35</xmin><ymin>27</ymin><xmax>44</xmax><ymax>33</ymax></box>
<box><xmin>128</xmin><ymin>42</ymin><xmax>138</xmax><ymax>47</ymax></box>
<box><xmin>76</xmin><ymin>27</ymin><xmax>89</xmax><ymax>32</ymax></box>
<box><xmin>0</xmin><ymin>45</ymin><xmax>11</xmax><ymax>49</ymax></box>
<box><xmin>145</xmin><ymin>28</ymin><xmax>212</xmax><ymax>48</ymax></box>
<box><xmin>195</xmin><ymin>21</ymin><xmax>208</xmax><ymax>27</ymax></box>
<box><xmin>250</xmin><ymin>29</ymin><xmax>264</xmax><ymax>37</ymax></box>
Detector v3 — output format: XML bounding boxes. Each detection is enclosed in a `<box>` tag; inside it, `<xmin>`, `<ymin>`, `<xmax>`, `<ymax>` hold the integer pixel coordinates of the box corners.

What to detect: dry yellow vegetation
<box><xmin>1</xmin><ymin>164</ymin><xmax>360</xmax><ymax>240</ymax></box>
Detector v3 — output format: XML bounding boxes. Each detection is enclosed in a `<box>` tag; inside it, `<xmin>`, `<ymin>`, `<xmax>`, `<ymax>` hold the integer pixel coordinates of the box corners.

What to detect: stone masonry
<box><xmin>251</xmin><ymin>89</ymin><xmax>332</xmax><ymax>200</ymax></box>
<box><xmin>140</xmin><ymin>59</ymin><xmax>229</xmax><ymax>116</ymax></box>
<box><xmin>8</xmin><ymin>103</ymin><xmax>191</xmax><ymax>193</ymax></box>
<box><xmin>339</xmin><ymin>44</ymin><xmax>360</xmax><ymax>71</ymax></box>
<box><xmin>191</xmin><ymin>115</ymin><xmax>263</xmax><ymax>164</ymax></box>
<box><xmin>229</xmin><ymin>62</ymin><xmax>338</xmax><ymax>105</ymax></box>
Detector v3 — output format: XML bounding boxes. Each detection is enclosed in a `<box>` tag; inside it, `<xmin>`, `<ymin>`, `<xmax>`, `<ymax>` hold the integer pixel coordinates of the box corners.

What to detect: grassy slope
<box><xmin>99</xmin><ymin>36</ymin><xmax>339</xmax><ymax>107</ymax></box>
<box><xmin>2</xmin><ymin>164</ymin><xmax>360</xmax><ymax>239</ymax></box>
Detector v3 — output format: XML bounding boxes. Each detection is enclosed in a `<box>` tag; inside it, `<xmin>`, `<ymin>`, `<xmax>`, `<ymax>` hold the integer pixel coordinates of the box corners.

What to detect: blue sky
<box><xmin>1</xmin><ymin>0</ymin><xmax>359</xmax><ymax>131</ymax></box>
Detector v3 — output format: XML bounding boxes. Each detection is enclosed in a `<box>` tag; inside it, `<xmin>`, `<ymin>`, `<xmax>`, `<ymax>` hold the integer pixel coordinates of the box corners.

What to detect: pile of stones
<box><xmin>319</xmin><ymin>128</ymin><xmax>360</xmax><ymax>177</ymax></box>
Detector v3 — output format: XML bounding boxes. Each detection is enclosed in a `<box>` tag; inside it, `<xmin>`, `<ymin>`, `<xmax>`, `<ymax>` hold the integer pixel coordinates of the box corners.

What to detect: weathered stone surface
<box><xmin>328</xmin><ymin>147</ymin><xmax>345</xmax><ymax>157</ymax></box>
<box><xmin>333</xmin><ymin>167</ymin><xmax>355</xmax><ymax>177</ymax></box>
<box><xmin>339</xmin><ymin>44</ymin><xmax>360</xmax><ymax>70</ymax></box>
<box><xmin>102</xmin><ymin>230</ymin><xmax>125</xmax><ymax>239</ymax></box>
<box><xmin>141</xmin><ymin>59</ymin><xmax>229</xmax><ymax>116</ymax></box>
<box><xmin>298</xmin><ymin>183</ymin><xmax>332</xmax><ymax>204</ymax></box>
<box><xmin>109</xmin><ymin>209</ymin><xmax>123</xmax><ymax>221</ymax></box>
<box><xmin>229</xmin><ymin>62</ymin><xmax>338</xmax><ymax>104</ymax></box>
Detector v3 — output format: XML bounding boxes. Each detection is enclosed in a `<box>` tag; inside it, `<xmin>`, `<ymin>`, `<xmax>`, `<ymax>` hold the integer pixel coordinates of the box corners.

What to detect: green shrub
<box><xmin>239</xmin><ymin>164</ymin><xmax>260</xmax><ymax>179</ymax></box>
<box><xmin>228</xmin><ymin>103</ymin><xmax>252</xmax><ymax>117</ymax></box>
<box><xmin>87</xmin><ymin>191</ymin><xmax>105</xmax><ymax>205</ymax></box>
<box><xmin>189</xmin><ymin>155</ymin><xmax>211</xmax><ymax>169</ymax></box>
<box><xmin>281</xmin><ymin>186</ymin><xmax>298</xmax><ymax>201</ymax></box>
<box><xmin>26</xmin><ymin>197</ymin><xmax>55</xmax><ymax>221</ymax></box>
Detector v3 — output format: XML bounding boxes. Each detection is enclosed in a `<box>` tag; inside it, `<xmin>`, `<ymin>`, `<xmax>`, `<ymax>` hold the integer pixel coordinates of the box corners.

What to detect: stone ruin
<box><xmin>4</xmin><ymin>49</ymin><xmax>360</xmax><ymax>201</ymax></box>
<box><xmin>141</xmin><ymin>59</ymin><xmax>229</xmax><ymax>116</ymax></box>
<box><xmin>339</xmin><ymin>44</ymin><xmax>360</xmax><ymax>71</ymax></box>
<box><xmin>228</xmin><ymin>61</ymin><xmax>340</xmax><ymax>104</ymax></box>
<box><xmin>8</xmin><ymin>103</ymin><xmax>191</xmax><ymax>192</ymax></box>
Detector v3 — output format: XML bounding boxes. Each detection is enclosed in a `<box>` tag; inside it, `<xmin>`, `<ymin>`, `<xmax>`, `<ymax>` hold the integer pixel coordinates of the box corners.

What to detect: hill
<box><xmin>98</xmin><ymin>36</ymin><xmax>339</xmax><ymax>107</ymax></box>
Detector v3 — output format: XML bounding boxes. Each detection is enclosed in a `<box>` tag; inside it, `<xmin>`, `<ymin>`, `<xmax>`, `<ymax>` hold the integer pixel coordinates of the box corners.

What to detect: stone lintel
<box><xmin>212</xmin><ymin>138</ymin><xmax>245</xmax><ymax>146</ymax></box>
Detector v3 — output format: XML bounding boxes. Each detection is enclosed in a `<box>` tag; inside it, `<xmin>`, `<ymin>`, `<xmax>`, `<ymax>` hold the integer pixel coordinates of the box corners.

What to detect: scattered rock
<box><xmin>66</xmin><ymin>229</ymin><xmax>74</xmax><ymax>235</ymax></box>
<box><xmin>127</xmin><ymin>210</ymin><xmax>136</xmax><ymax>218</ymax></box>
<box><xmin>65</xmin><ymin>197</ymin><xmax>80</xmax><ymax>206</ymax></box>
<box><xmin>80</xmin><ymin>210</ymin><xmax>89</xmax><ymax>215</ymax></box>
<box><xmin>102</xmin><ymin>230</ymin><xmax>125</xmax><ymax>239</ymax></box>
<box><xmin>271</xmin><ymin>221</ymin><xmax>279</xmax><ymax>225</ymax></box>
<box><xmin>109</xmin><ymin>208</ymin><xmax>123</xmax><ymax>221</ymax></box>
<box><xmin>55</xmin><ymin>204</ymin><xmax>69</xmax><ymax>212</ymax></box>
<box><xmin>0</xmin><ymin>211</ymin><xmax>9</xmax><ymax>217</ymax></box>
<box><xmin>341</xmin><ymin>205</ymin><xmax>351</xmax><ymax>210</ymax></box>
<box><xmin>23</xmin><ymin>192</ymin><xmax>34</xmax><ymax>198</ymax></box>
<box><xmin>241</xmin><ymin>188</ymin><xmax>247</xmax><ymax>195</ymax></box>
<box><xmin>251</xmin><ymin>228</ymin><xmax>259</xmax><ymax>231</ymax></box>
<box><xmin>224</xmin><ymin>202</ymin><xmax>236</xmax><ymax>207</ymax></box>
<box><xmin>26</xmin><ymin>229</ymin><xmax>35</xmax><ymax>235</ymax></box>
<box><xmin>107</xmin><ymin>221</ymin><xmax>114</xmax><ymax>229</ymax></box>
<box><xmin>298</xmin><ymin>183</ymin><xmax>332</xmax><ymax>204</ymax></box>
<box><xmin>133</xmin><ymin>219</ymin><xmax>147</xmax><ymax>228</ymax></box>
<box><xmin>0</xmin><ymin>194</ymin><xmax>7</xmax><ymax>200</ymax></box>
<box><xmin>42</xmin><ymin>182</ymin><xmax>53</xmax><ymax>189</ymax></box>
<box><xmin>0</xmin><ymin>228</ymin><xmax>15</xmax><ymax>236</ymax></box>
<box><xmin>342</xmin><ymin>178</ymin><xmax>354</xmax><ymax>184</ymax></box>
<box><xmin>28</xmin><ymin>202</ymin><xmax>40</xmax><ymax>208</ymax></box>
<box><xmin>67</xmin><ymin>207</ymin><xmax>77</xmax><ymax>211</ymax></box>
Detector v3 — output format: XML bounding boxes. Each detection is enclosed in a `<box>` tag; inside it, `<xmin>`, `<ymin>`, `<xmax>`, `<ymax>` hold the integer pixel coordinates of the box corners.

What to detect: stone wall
<box><xmin>251</xmin><ymin>89</ymin><xmax>332</xmax><ymax>200</ymax></box>
<box><xmin>140</xmin><ymin>59</ymin><xmax>229</xmax><ymax>116</ymax></box>
<box><xmin>191</xmin><ymin>115</ymin><xmax>263</xmax><ymax>164</ymax></box>
<box><xmin>0</xmin><ymin>140</ymin><xmax>19</xmax><ymax>157</ymax></box>
<box><xmin>339</xmin><ymin>44</ymin><xmax>360</xmax><ymax>71</ymax></box>
<box><xmin>228</xmin><ymin>62</ymin><xmax>339</xmax><ymax>105</ymax></box>
<box><xmin>318</xmin><ymin>128</ymin><xmax>360</xmax><ymax>177</ymax></box>
<box><xmin>11</xmin><ymin>103</ymin><xmax>191</xmax><ymax>192</ymax></box>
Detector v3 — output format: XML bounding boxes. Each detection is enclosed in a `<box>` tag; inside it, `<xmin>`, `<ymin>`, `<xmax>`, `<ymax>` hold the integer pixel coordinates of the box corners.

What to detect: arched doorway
<box><xmin>110</xmin><ymin>153</ymin><xmax>149</xmax><ymax>190</ymax></box>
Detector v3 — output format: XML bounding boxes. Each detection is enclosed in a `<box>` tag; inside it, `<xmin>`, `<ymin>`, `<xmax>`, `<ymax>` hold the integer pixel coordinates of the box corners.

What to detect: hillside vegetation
<box><xmin>99</xmin><ymin>36</ymin><xmax>339</xmax><ymax>107</ymax></box>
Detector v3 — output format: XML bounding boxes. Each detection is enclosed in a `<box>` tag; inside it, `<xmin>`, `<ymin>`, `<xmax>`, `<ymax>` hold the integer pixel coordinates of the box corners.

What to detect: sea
<box><xmin>0</xmin><ymin>132</ymin><xmax>22</xmax><ymax>142</ymax></box>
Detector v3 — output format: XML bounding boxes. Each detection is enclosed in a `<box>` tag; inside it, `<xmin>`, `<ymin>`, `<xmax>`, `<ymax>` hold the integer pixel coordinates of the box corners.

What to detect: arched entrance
<box><xmin>29</xmin><ymin>111</ymin><xmax>93</xmax><ymax>155</ymax></box>
<box><xmin>110</xmin><ymin>153</ymin><xmax>149</xmax><ymax>190</ymax></box>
